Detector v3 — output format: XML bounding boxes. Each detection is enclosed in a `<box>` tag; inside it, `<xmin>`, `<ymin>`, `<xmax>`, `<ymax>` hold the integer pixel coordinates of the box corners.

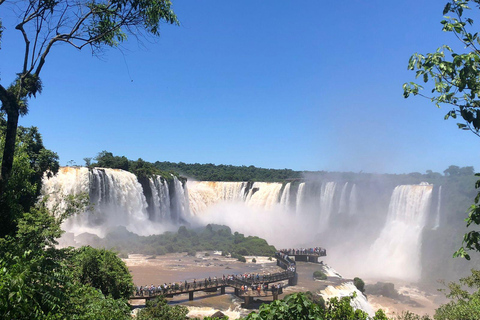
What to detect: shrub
<box><xmin>313</xmin><ymin>270</ymin><xmax>327</xmax><ymax>280</ymax></box>
<box><xmin>354</xmin><ymin>277</ymin><xmax>365</xmax><ymax>293</ymax></box>
<box><xmin>252</xmin><ymin>258</ymin><xmax>257</xmax><ymax>263</ymax></box>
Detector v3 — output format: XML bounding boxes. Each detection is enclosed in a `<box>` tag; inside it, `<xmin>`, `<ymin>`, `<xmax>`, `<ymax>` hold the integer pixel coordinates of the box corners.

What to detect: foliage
<box><xmin>87</xmin><ymin>224</ymin><xmax>277</xmax><ymax>258</ymax></box>
<box><xmin>313</xmin><ymin>270</ymin><xmax>328</xmax><ymax>280</ymax></box>
<box><xmin>154</xmin><ymin>161</ymin><xmax>302</xmax><ymax>182</ymax></box>
<box><xmin>434</xmin><ymin>269</ymin><xmax>480</xmax><ymax>320</ymax></box>
<box><xmin>136</xmin><ymin>296</ymin><xmax>189</xmax><ymax>320</ymax></box>
<box><xmin>0</xmin><ymin>137</ymin><xmax>132</xmax><ymax>319</ymax></box>
<box><xmin>325</xmin><ymin>294</ymin><xmax>369</xmax><ymax>320</ymax></box>
<box><xmin>403</xmin><ymin>0</ymin><xmax>480</xmax><ymax>259</ymax></box>
<box><xmin>354</xmin><ymin>277</ymin><xmax>365</xmax><ymax>293</ymax></box>
<box><xmin>244</xmin><ymin>292</ymin><xmax>324</xmax><ymax>320</ymax></box>
<box><xmin>92</xmin><ymin>150</ymin><xmax>177</xmax><ymax>181</ymax></box>
<box><xmin>70</xmin><ymin>246</ymin><xmax>134</xmax><ymax>300</ymax></box>
<box><xmin>0</xmin><ymin>119</ymin><xmax>59</xmax><ymax>237</ymax></box>
<box><xmin>392</xmin><ymin>311</ymin><xmax>432</xmax><ymax>320</ymax></box>
<box><xmin>243</xmin><ymin>292</ymin><xmax>375</xmax><ymax>320</ymax></box>
<box><xmin>0</xmin><ymin>202</ymin><xmax>133</xmax><ymax>319</ymax></box>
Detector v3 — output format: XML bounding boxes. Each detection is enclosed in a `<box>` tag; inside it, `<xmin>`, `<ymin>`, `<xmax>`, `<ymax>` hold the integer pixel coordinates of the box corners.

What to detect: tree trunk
<box><xmin>0</xmin><ymin>105</ymin><xmax>19</xmax><ymax>195</ymax></box>
<box><xmin>0</xmin><ymin>90</ymin><xmax>20</xmax><ymax>237</ymax></box>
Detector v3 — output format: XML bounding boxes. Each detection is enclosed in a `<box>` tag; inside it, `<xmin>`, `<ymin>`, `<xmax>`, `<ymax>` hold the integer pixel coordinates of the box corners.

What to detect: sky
<box><xmin>1</xmin><ymin>0</ymin><xmax>479</xmax><ymax>174</ymax></box>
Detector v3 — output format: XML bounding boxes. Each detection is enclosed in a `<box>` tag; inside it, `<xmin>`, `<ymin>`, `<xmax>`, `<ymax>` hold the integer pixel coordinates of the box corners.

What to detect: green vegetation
<box><xmin>354</xmin><ymin>277</ymin><xmax>365</xmax><ymax>293</ymax></box>
<box><xmin>403</xmin><ymin>0</ymin><xmax>480</xmax><ymax>260</ymax></box>
<box><xmin>243</xmin><ymin>292</ymin><xmax>388</xmax><ymax>320</ymax></box>
<box><xmin>313</xmin><ymin>270</ymin><xmax>328</xmax><ymax>280</ymax></box>
<box><xmin>434</xmin><ymin>269</ymin><xmax>480</xmax><ymax>320</ymax></box>
<box><xmin>136</xmin><ymin>296</ymin><xmax>189</xmax><ymax>320</ymax></box>
<box><xmin>0</xmin><ymin>201</ymin><xmax>134</xmax><ymax>319</ymax></box>
<box><xmin>82</xmin><ymin>224</ymin><xmax>276</xmax><ymax>258</ymax></box>
<box><xmin>91</xmin><ymin>151</ymin><xmax>179</xmax><ymax>182</ymax></box>
<box><xmin>0</xmin><ymin>120</ymin><xmax>59</xmax><ymax>238</ymax></box>
<box><xmin>154</xmin><ymin>161</ymin><xmax>302</xmax><ymax>182</ymax></box>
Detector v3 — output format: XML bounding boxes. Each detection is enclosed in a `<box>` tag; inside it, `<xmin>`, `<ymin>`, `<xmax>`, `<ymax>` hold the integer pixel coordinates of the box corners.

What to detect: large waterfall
<box><xmin>42</xmin><ymin>167</ymin><xmax>441</xmax><ymax>282</ymax></box>
<box><xmin>367</xmin><ymin>184</ymin><xmax>433</xmax><ymax>281</ymax></box>
<box><xmin>42</xmin><ymin>167</ymin><xmax>189</xmax><ymax>237</ymax></box>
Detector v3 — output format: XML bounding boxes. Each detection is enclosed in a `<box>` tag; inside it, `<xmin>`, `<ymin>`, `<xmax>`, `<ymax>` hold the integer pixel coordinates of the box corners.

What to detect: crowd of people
<box><xmin>238</xmin><ymin>283</ymin><xmax>283</xmax><ymax>296</ymax></box>
<box><xmin>280</xmin><ymin>247</ymin><xmax>326</xmax><ymax>256</ymax></box>
<box><xmin>133</xmin><ymin>270</ymin><xmax>294</xmax><ymax>297</ymax></box>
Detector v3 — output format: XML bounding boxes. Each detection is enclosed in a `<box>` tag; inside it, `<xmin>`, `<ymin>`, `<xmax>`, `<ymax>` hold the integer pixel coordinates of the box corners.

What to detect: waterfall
<box><xmin>320</xmin><ymin>282</ymin><xmax>374</xmax><ymax>317</ymax></box>
<box><xmin>148</xmin><ymin>176</ymin><xmax>171</xmax><ymax>222</ymax></box>
<box><xmin>349</xmin><ymin>184</ymin><xmax>357</xmax><ymax>215</ymax></box>
<box><xmin>279</xmin><ymin>183</ymin><xmax>291</xmax><ymax>208</ymax></box>
<box><xmin>42</xmin><ymin>167</ymin><xmax>192</xmax><ymax>237</ymax></box>
<box><xmin>338</xmin><ymin>182</ymin><xmax>349</xmax><ymax>214</ymax></box>
<box><xmin>170</xmin><ymin>176</ymin><xmax>190</xmax><ymax>224</ymax></box>
<box><xmin>296</xmin><ymin>182</ymin><xmax>306</xmax><ymax>215</ymax></box>
<box><xmin>368</xmin><ymin>184</ymin><xmax>433</xmax><ymax>281</ymax></box>
<box><xmin>432</xmin><ymin>186</ymin><xmax>442</xmax><ymax>230</ymax></box>
<box><xmin>187</xmin><ymin>181</ymin><xmax>248</xmax><ymax>214</ymax></box>
<box><xmin>43</xmin><ymin>167</ymin><xmax>153</xmax><ymax>237</ymax></box>
<box><xmin>318</xmin><ymin>182</ymin><xmax>336</xmax><ymax>232</ymax></box>
<box><xmin>244</xmin><ymin>182</ymin><xmax>283</xmax><ymax>209</ymax></box>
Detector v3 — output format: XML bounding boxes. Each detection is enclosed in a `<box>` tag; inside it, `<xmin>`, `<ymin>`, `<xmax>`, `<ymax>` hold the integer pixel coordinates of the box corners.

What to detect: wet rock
<box><xmin>210</xmin><ymin>311</ymin><xmax>225</xmax><ymax>318</ymax></box>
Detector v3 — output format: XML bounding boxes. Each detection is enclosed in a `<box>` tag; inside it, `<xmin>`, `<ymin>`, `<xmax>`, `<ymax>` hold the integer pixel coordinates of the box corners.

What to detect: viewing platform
<box><xmin>130</xmin><ymin>248</ymin><xmax>323</xmax><ymax>306</ymax></box>
<box><xmin>279</xmin><ymin>247</ymin><xmax>326</xmax><ymax>263</ymax></box>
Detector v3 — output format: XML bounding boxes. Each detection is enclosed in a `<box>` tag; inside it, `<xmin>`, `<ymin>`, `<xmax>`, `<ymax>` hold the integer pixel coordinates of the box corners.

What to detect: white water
<box><xmin>295</xmin><ymin>182</ymin><xmax>306</xmax><ymax>216</ymax></box>
<box><xmin>320</xmin><ymin>282</ymin><xmax>374</xmax><ymax>317</ymax></box>
<box><xmin>349</xmin><ymin>184</ymin><xmax>357</xmax><ymax>215</ymax></box>
<box><xmin>187</xmin><ymin>181</ymin><xmax>248</xmax><ymax>214</ymax></box>
<box><xmin>338</xmin><ymin>182</ymin><xmax>349</xmax><ymax>215</ymax></box>
<box><xmin>432</xmin><ymin>186</ymin><xmax>442</xmax><ymax>230</ymax></box>
<box><xmin>186</xmin><ymin>306</ymin><xmax>242</xmax><ymax>319</ymax></box>
<box><xmin>245</xmin><ymin>182</ymin><xmax>283</xmax><ymax>209</ymax></box>
<box><xmin>367</xmin><ymin>184</ymin><xmax>433</xmax><ymax>281</ymax></box>
<box><xmin>279</xmin><ymin>183</ymin><xmax>291</xmax><ymax>209</ymax></box>
<box><xmin>42</xmin><ymin>167</ymin><xmax>187</xmax><ymax>237</ymax></box>
<box><xmin>318</xmin><ymin>182</ymin><xmax>337</xmax><ymax>232</ymax></box>
<box><xmin>148</xmin><ymin>176</ymin><xmax>171</xmax><ymax>222</ymax></box>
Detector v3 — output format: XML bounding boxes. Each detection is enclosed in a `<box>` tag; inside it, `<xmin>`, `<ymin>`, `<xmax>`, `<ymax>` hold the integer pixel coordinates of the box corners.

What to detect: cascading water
<box><xmin>318</xmin><ymin>182</ymin><xmax>337</xmax><ymax>232</ymax></box>
<box><xmin>42</xmin><ymin>167</ymin><xmax>190</xmax><ymax>237</ymax></box>
<box><xmin>320</xmin><ymin>282</ymin><xmax>374</xmax><ymax>316</ymax></box>
<box><xmin>279</xmin><ymin>183</ymin><xmax>291</xmax><ymax>208</ymax></box>
<box><xmin>245</xmin><ymin>182</ymin><xmax>283</xmax><ymax>209</ymax></box>
<box><xmin>187</xmin><ymin>181</ymin><xmax>248</xmax><ymax>214</ymax></box>
<box><xmin>148</xmin><ymin>176</ymin><xmax>171</xmax><ymax>222</ymax></box>
<box><xmin>432</xmin><ymin>186</ymin><xmax>442</xmax><ymax>230</ymax></box>
<box><xmin>367</xmin><ymin>184</ymin><xmax>433</xmax><ymax>281</ymax></box>
<box><xmin>43</xmin><ymin>167</ymin><xmax>150</xmax><ymax>236</ymax></box>
<box><xmin>296</xmin><ymin>182</ymin><xmax>306</xmax><ymax>215</ymax></box>
<box><xmin>349</xmin><ymin>184</ymin><xmax>357</xmax><ymax>215</ymax></box>
<box><xmin>338</xmin><ymin>182</ymin><xmax>349</xmax><ymax>215</ymax></box>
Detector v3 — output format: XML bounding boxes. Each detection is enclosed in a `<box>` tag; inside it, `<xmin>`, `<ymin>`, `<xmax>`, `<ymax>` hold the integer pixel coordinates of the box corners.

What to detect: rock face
<box><xmin>365</xmin><ymin>282</ymin><xmax>422</xmax><ymax>307</ymax></box>
<box><xmin>210</xmin><ymin>311</ymin><xmax>225</xmax><ymax>318</ymax></box>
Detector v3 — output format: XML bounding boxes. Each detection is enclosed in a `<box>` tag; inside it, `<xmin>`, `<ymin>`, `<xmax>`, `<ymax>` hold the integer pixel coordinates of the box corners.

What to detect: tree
<box><xmin>136</xmin><ymin>296</ymin><xmax>189</xmax><ymax>320</ymax></box>
<box><xmin>403</xmin><ymin>0</ymin><xmax>480</xmax><ymax>260</ymax></box>
<box><xmin>70</xmin><ymin>246</ymin><xmax>134</xmax><ymax>300</ymax></box>
<box><xmin>434</xmin><ymin>269</ymin><xmax>480</xmax><ymax>320</ymax></box>
<box><xmin>0</xmin><ymin>0</ymin><xmax>179</xmax><ymax>206</ymax></box>
<box><xmin>0</xmin><ymin>117</ymin><xmax>59</xmax><ymax>237</ymax></box>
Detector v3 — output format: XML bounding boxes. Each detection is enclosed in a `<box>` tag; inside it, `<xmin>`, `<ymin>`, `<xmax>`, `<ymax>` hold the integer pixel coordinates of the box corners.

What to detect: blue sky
<box><xmin>1</xmin><ymin>0</ymin><xmax>479</xmax><ymax>174</ymax></box>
